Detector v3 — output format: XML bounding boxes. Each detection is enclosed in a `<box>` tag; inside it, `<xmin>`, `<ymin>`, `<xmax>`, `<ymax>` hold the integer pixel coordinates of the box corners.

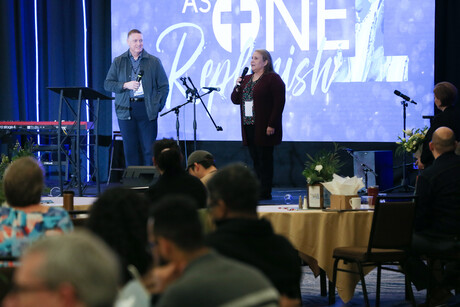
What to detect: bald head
<box><xmin>430</xmin><ymin>127</ymin><xmax>457</xmax><ymax>157</ymax></box>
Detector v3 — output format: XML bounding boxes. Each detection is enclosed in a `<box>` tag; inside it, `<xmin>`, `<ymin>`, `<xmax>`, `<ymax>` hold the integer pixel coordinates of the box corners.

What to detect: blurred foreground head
<box><xmin>207</xmin><ymin>163</ymin><xmax>259</xmax><ymax>216</ymax></box>
<box><xmin>5</xmin><ymin>230</ymin><xmax>120</xmax><ymax>307</ymax></box>
<box><xmin>87</xmin><ymin>187</ymin><xmax>151</xmax><ymax>284</ymax></box>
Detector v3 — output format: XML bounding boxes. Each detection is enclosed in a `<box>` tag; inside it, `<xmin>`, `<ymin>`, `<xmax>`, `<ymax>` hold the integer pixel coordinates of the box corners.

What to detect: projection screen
<box><xmin>110</xmin><ymin>0</ymin><xmax>435</xmax><ymax>142</ymax></box>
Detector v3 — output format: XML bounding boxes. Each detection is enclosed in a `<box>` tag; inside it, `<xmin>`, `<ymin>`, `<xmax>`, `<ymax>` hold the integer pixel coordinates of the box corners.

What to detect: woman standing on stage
<box><xmin>231</xmin><ymin>49</ymin><xmax>286</xmax><ymax>200</ymax></box>
<box><xmin>417</xmin><ymin>81</ymin><xmax>460</xmax><ymax>169</ymax></box>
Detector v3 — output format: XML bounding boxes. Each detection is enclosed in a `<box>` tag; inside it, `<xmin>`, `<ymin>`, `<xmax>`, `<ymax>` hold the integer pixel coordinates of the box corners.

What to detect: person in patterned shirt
<box><xmin>0</xmin><ymin>157</ymin><xmax>73</xmax><ymax>263</ymax></box>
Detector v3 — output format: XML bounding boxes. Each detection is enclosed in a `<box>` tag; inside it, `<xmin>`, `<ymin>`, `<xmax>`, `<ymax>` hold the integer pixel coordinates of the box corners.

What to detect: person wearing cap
<box><xmin>186</xmin><ymin>150</ymin><xmax>218</xmax><ymax>186</ymax></box>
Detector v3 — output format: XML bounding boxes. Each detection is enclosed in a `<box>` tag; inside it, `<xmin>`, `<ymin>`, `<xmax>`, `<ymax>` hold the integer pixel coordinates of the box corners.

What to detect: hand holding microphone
<box><xmin>124</xmin><ymin>81</ymin><xmax>140</xmax><ymax>91</ymax></box>
<box><xmin>123</xmin><ymin>70</ymin><xmax>144</xmax><ymax>91</ymax></box>
<box><xmin>235</xmin><ymin>67</ymin><xmax>249</xmax><ymax>90</ymax></box>
<box><xmin>136</xmin><ymin>70</ymin><xmax>144</xmax><ymax>82</ymax></box>
<box><xmin>133</xmin><ymin>70</ymin><xmax>144</xmax><ymax>91</ymax></box>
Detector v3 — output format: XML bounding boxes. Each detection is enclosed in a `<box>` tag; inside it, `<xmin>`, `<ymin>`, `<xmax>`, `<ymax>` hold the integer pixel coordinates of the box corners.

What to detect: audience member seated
<box><xmin>148</xmin><ymin>195</ymin><xmax>280</xmax><ymax>307</ymax></box>
<box><xmin>145</xmin><ymin>138</ymin><xmax>207</xmax><ymax>209</ymax></box>
<box><xmin>407</xmin><ymin>127</ymin><xmax>460</xmax><ymax>304</ymax></box>
<box><xmin>0</xmin><ymin>157</ymin><xmax>73</xmax><ymax>263</ymax></box>
<box><xmin>87</xmin><ymin>187</ymin><xmax>153</xmax><ymax>307</ymax></box>
<box><xmin>418</xmin><ymin>81</ymin><xmax>460</xmax><ymax>169</ymax></box>
<box><xmin>3</xmin><ymin>230</ymin><xmax>120</xmax><ymax>307</ymax></box>
<box><xmin>205</xmin><ymin>163</ymin><xmax>302</xmax><ymax>306</ymax></box>
<box><xmin>186</xmin><ymin>150</ymin><xmax>218</xmax><ymax>186</ymax></box>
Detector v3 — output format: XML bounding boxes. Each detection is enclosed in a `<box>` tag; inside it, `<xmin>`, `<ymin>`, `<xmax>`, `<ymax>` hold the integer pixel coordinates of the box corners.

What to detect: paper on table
<box><xmin>321</xmin><ymin>174</ymin><xmax>364</xmax><ymax>195</ymax></box>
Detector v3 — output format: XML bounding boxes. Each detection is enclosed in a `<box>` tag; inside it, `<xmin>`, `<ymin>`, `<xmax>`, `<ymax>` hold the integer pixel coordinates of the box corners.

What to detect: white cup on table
<box><xmin>349</xmin><ymin>197</ymin><xmax>361</xmax><ymax>209</ymax></box>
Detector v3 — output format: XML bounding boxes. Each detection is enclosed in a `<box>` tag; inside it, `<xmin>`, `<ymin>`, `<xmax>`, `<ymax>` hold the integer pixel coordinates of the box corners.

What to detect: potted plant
<box><xmin>302</xmin><ymin>144</ymin><xmax>343</xmax><ymax>209</ymax></box>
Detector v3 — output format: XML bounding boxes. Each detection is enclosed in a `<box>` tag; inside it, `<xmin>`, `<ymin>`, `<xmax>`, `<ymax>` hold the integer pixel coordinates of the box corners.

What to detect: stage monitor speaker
<box><xmin>122</xmin><ymin>166</ymin><xmax>160</xmax><ymax>188</ymax></box>
<box><xmin>353</xmin><ymin>150</ymin><xmax>393</xmax><ymax>191</ymax></box>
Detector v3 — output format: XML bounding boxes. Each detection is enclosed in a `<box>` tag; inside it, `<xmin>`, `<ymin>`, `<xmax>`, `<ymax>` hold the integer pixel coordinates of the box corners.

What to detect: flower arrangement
<box><xmin>396</xmin><ymin>126</ymin><xmax>428</xmax><ymax>155</ymax></box>
<box><xmin>302</xmin><ymin>144</ymin><xmax>343</xmax><ymax>185</ymax></box>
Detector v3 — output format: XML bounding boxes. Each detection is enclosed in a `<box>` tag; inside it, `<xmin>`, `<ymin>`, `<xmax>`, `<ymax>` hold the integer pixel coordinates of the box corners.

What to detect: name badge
<box><xmin>244</xmin><ymin>100</ymin><xmax>253</xmax><ymax>117</ymax></box>
<box><xmin>134</xmin><ymin>80</ymin><xmax>144</xmax><ymax>97</ymax></box>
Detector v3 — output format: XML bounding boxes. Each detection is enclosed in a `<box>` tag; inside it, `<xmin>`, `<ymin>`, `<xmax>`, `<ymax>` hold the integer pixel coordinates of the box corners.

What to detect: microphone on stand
<box><xmin>203</xmin><ymin>87</ymin><xmax>220</xmax><ymax>92</ymax></box>
<box><xmin>236</xmin><ymin>67</ymin><xmax>249</xmax><ymax>89</ymax></box>
<box><xmin>394</xmin><ymin>90</ymin><xmax>417</xmax><ymax>105</ymax></box>
<box><xmin>136</xmin><ymin>70</ymin><xmax>144</xmax><ymax>82</ymax></box>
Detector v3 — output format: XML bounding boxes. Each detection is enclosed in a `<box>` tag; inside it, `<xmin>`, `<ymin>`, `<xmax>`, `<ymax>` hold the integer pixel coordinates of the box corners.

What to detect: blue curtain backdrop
<box><xmin>1</xmin><ymin>0</ymin><xmax>460</xmax><ymax>187</ymax></box>
<box><xmin>0</xmin><ymin>0</ymin><xmax>111</xmax><ymax>181</ymax></box>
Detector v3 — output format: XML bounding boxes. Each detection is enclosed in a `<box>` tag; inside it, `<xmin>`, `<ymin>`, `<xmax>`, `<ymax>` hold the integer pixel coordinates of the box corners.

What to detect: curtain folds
<box><xmin>0</xmin><ymin>0</ymin><xmax>111</xmax><ymax>181</ymax></box>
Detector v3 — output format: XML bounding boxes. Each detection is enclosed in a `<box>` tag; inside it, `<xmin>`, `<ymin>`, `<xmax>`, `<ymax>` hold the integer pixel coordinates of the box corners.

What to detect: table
<box><xmin>41</xmin><ymin>196</ymin><xmax>96</xmax><ymax>211</ymax></box>
<box><xmin>258</xmin><ymin>205</ymin><xmax>374</xmax><ymax>303</ymax></box>
<box><xmin>41</xmin><ymin>196</ymin><xmax>95</xmax><ymax>226</ymax></box>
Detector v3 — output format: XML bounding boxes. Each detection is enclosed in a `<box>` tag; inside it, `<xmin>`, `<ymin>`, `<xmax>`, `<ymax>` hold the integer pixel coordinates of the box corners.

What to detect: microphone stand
<box><xmin>185</xmin><ymin>77</ymin><xmax>223</xmax><ymax>152</ymax></box>
<box><xmin>160</xmin><ymin>77</ymin><xmax>223</xmax><ymax>159</ymax></box>
<box><xmin>344</xmin><ymin>149</ymin><xmax>378</xmax><ymax>190</ymax></box>
<box><xmin>160</xmin><ymin>97</ymin><xmax>193</xmax><ymax>147</ymax></box>
<box><xmin>383</xmin><ymin>99</ymin><xmax>416</xmax><ymax>192</ymax></box>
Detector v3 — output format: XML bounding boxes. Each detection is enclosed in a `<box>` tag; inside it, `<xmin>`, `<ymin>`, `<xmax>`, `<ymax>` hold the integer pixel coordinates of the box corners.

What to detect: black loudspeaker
<box><xmin>353</xmin><ymin>151</ymin><xmax>393</xmax><ymax>191</ymax></box>
<box><xmin>122</xmin><ymin>166</ymin><xmax>160</xmax><ymax>188</ymax></box>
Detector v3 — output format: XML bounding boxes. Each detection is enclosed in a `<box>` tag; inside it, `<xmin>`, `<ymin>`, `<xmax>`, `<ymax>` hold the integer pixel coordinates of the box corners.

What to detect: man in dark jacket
<box><xmin>406</xmin><ymin>127</ymin><xmax>460</xmax><ymax>303</ymax></box>
<box><xmin>105</xmin><ymin>29</ymin><xmax>169</xmax><ymax>166</ymax></box>
<box><xmin>415</xmin><ymin>127</ymin><xmax>460</xmax><ymax>238</ymax></box>
<box><xmin>205</xmin><ymin>163</ymin><xmax>302</xmax><ymax>305</ymax></box>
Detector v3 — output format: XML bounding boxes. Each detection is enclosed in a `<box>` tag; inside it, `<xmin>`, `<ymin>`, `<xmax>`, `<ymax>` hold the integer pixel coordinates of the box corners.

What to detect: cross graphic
<box><xmin>220</xmin><ymin>0</ymin><xmax>253</xmax><ymax>52</ymax></box>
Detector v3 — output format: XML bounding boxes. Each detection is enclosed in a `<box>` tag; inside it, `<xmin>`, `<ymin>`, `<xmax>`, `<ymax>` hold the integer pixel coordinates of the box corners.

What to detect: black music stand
<box><xmin>48</xmin><ymin>87</ymin><xmax>113</xmax><ymax>196</ymax></box>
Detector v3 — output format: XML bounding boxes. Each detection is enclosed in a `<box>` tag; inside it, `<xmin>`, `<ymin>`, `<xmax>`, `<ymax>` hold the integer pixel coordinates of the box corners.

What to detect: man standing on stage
<box><xmin>105</xmin><ymin>29</ymin><xmax>169</xmax><ymax>166</ymax></box>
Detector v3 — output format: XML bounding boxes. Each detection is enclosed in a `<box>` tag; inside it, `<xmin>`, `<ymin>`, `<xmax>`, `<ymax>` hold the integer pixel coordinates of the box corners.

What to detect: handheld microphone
<box><xmin>236</xmin><ymin>67</ymin><xmax>249</xmax><ymax>88</ymax></box>
<box><xmin>136</xmin><ymin>70</ymin><xmax>144</xmax><ymax>82</ymax></box>
<box><xmin>203</xmin><ymin>87</ymin><xmax>220</xmax><ymax>92</ymax></box>
<box><xmin>394</xmin><ymin>90</ymin><xmax>417</xmax><ymax>105</ymax></box>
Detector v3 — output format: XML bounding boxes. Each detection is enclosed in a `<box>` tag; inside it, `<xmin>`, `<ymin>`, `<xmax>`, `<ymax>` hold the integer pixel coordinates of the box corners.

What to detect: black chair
<box><xmin>328</xmin><ymin>195</ymin><xmax>417</xmax><ymax>307</ymax></box>
<box><xmin>107</xmin><ymin>131</ymin><xmax>124</xmax><ymax>184</ymax></box>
